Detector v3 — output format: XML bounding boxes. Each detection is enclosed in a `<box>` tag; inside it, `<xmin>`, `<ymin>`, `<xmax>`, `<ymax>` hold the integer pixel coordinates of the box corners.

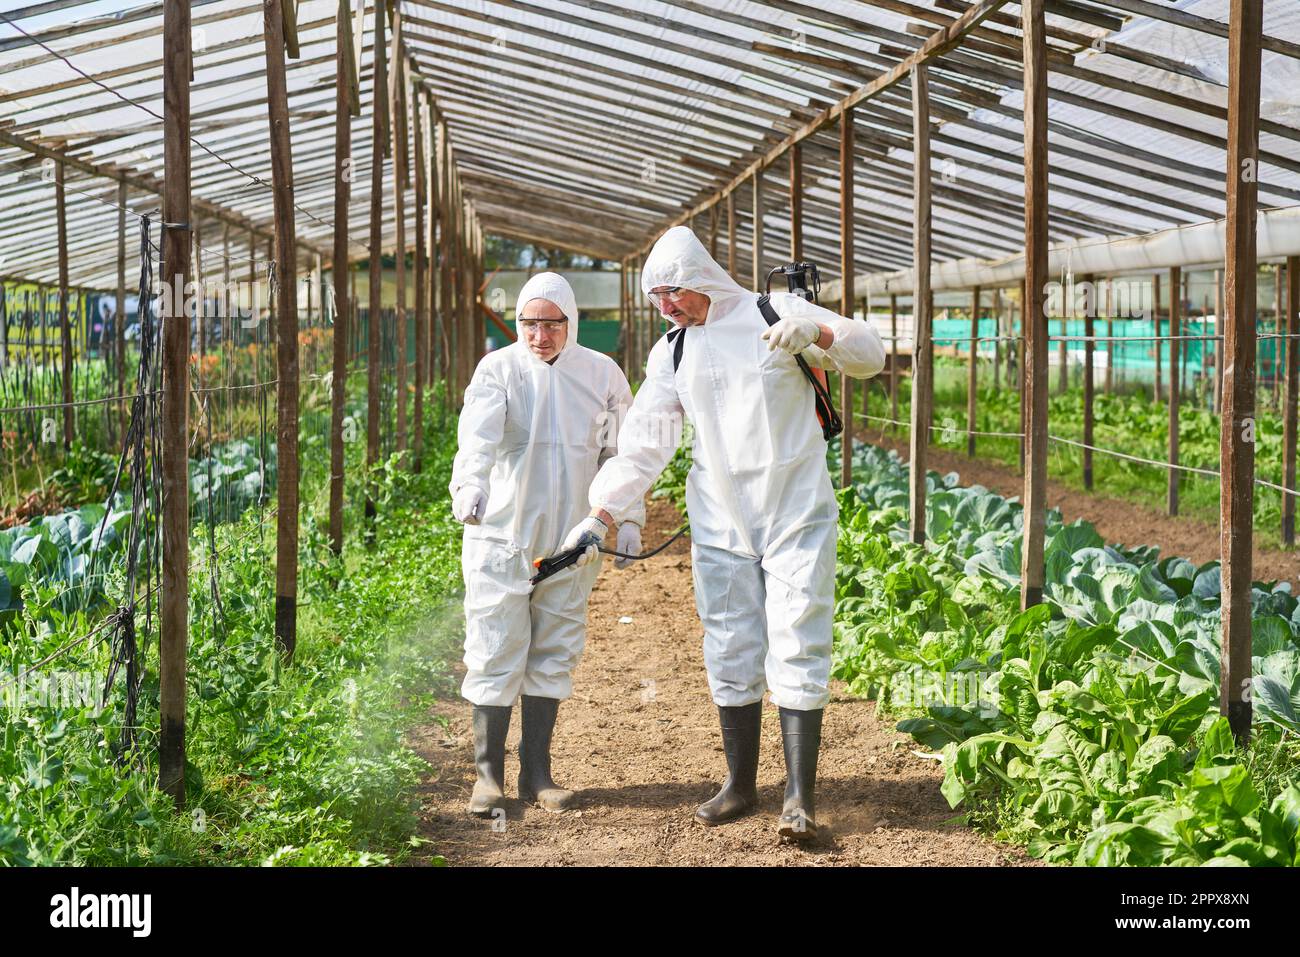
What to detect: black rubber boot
<box><xmin>467</xmin><ymin>704</ymin><xmax>512</xmax><ymax>817</ymax></box>
<box><xmin>518</xmin><ymin>695</ymin><xmax>575</xmax><ymax>812</ymax></box>
<box><xmin>777</xmin><ymin>706</ymin><xmax>823</xmax><ymax>843</ymax></box>
<box><xmin>695</xmin><ymin>702</ymin><xmax>762</xmax><ymax>826</ymax></box>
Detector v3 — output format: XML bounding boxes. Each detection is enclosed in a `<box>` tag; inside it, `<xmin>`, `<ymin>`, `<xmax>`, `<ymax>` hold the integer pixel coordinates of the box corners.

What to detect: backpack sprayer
<box><xmin>531</xmin><ymin>521</ymin><xmax>689</xmax><ymax>586</ymax></box>
<box><xmin>766</xmin><ymin>261</ymin><xmax>822</xmax><ymax>301</ymax></box>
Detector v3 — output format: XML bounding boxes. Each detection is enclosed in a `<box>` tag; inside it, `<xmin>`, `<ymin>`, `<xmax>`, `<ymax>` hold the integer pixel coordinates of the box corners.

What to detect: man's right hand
<box><xmin>561</xmin><ymin>515</ymin><xmax>608</xmax><ymax>567</ymax></box>
<box><xmin>452</xmin><ymin>486</ymin><xmax>487</xmax><ymax>525</ymax></box>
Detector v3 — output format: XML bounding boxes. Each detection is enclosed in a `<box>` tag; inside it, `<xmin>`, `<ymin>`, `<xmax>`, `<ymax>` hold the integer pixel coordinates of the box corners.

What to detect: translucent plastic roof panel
<box><xmin>0</xmin><ymin>0</ymin><xmax>1297</xmax><ymax>290</ymax></box>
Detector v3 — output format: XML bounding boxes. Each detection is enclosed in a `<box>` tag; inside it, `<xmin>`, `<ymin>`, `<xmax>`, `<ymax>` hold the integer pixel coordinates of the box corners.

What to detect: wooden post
<box><xmin>1168</xmin><ymin>265</ymin><xmax>1182</xmax><ymax>516</ymax></box>
<box><xmin>462</xmin><ymin>189</ymin><xmax>472</xmax><ymax>391</ymax></box>
<box><xmin>619</xmin><ymin>259</ymin><xmax>628</xmax><ymax>376</ymax></box>
<box><xmin>708</xmin><ymin>204</ymin><xmax>719</xmax><ymax>260</ymax></box>
<box><xmin>116</xmin><ymin>179</ymin><xmax>127</xmax><ymax>441</ymax></box>
<box><xmin>633</xmin><ymin>257</ymin><xmax>641</xmax><ymax>374</ymax></box>
<box><xmin>159</xmin><ymin>0</ymin><xmax>191</xmax><ymax>806</ymax></box>
<box><xmin>469</xmin><ymin>219</ymin><xmax>476</xmax><ymax>370</ymax></box>
<box><xmin>248</xmin><ymin>228</ymin><xmax>257</xmax><ymax>350</ymax></box>
<box><xmin>631</xmin><ymin>256</ymin><xmax>639</xmax><ymax>375</ymax></box>
<box><xmin>413</xmin><ymin>81</ymin><xmax>426</xmax><ymax>474</ymax></box>
<box><xmin>752</xmin><ymin>170</ymin><xmax>764</xmax><ymax>292</ymax></box>
<box><xmin>1020</xmin><ymin>0</ymin><xmax>1049</xmax><ymax>610</ymax></box>
<box><xmin>1182</xmin><ymin>270</ymin><xmax>1191</xmax><ymax>405</ymax></box>
<box><xmin>474</xmin><ymin>217</ymin><xmax>484</xmax><ymax>372</ymax></box>
<box><xmin>839</xmin><ymin>108</ymin><xmax>854</xmax><ymax>489</ymax></box>
<box><xmin>365</xmin><ymin>0</ymin><xmax>387</xmax><ymax>529</ymax></box>
<box><xmin>194</xmin><ymin>223</ymin><xmax>205</xmax><ymax>366</ymax></box>
<box><xmin>1215</xmin><ymin>267</ymin><xmax>1224</xmax><ymax>413</ymax></box>
<box><xmin>1107</xmin><ymin>278</ymin><xmax>1118</xmax><ymax>395</ymax></box>
<box><xmin>393</xmin><ymin>51</ymin><xmax>408</xmax><ymax>458</ymax></box>
<box><xmin>193</xmin><ymin>224</ymin><xmax>205</xmax><ymax>443</ymax></box>
<box><xmin>328</xmin><ymin>0</ymin><xmax>351</xmax><ymax>557</ymax></box>
<box><xmin>39</xmin><ymin>283</ymin><xmax>47</xmax><ymax>371</ymax></box>
<box><xmin>1011</xmin><ymin>290</ymin><xmax>1021</xmax><ymax>392</ymax></box>
<box><xmin>626</xmin><ymin>259</ymin><xmax>635</xmax><ymax>378</ymax></box>
<box><xmin>790</xmin><ymin>141</ymin><xmax>803</xmax><ymax>262</ymax></box>
<box><xmin>55</xmin><ymin>159</ymin><xmax>73</xmax><ymax>450</ymax></box>
<box><xmin>861</xmin><ymin>296</ymin><xmax>870</xmax><ymax>416</ymax></box>
<box><xmin>632</xmin><ymin>257</ymin><xmax>642</xmax><ymax>376</ymax></box>
<box><xmin>466</xmin><ymin>211</ymin><xmax>473</xmax><ymax>388</ymax></box>
<box><xmin>438</xmin><ymin>121</ymin><xmax>452</xmax><ymax>399</ymax></box>
<box><xmin>1083</xmin><ymin>274</ymin><xmax>1095</xmax><ymax>489</ymax></box>
<box><xmin>313</xmin><ymin>251</ymin><xmax>322</xmax><ymax>336</ymax></box>
<box><xmin>426</xmin><ymin>96</ymin><xmax>437</xmax><ymax>398</ymax></box>
<box><xmin>457</xmin><ymin>180</ymin><xmax>469</xmax><ymax>395</ymax></box>
<box><xmin>645</xmin><ymin>255</ymin><xmax>655</xmax><ymax>371</ymax></box>
<box><xmin>636</xmin><ymin>257</ymin><xmax>644</xmax><ymax>374</ymax></box>
<box><xmin>992</xmin><ymin>287</ymin><xmax>1002</xmax><ymax>394</ymax></box>
<box><xmin>634</xmin><ymin>258</ymin><xmax>641</xmax><ymax>374</ymax></box>
<box><xmin>1018</xmin><ymin>283</ymin><xmax>1026</xmax><ymax>473</ymax></box>
<box><xmin>453</xmin><ymin>175</ymin><xmax>463</xmax><ymax>403</ymax></box>
<box><xmin>1285</xmin><ymin>254</ymin><xmax>1299</xmax><ymax>545</ymax></box>
<box><xmin>1057</xmin><ymin>313</ymin><xmax>1067</xmax><ymax>395</ymax></box>
<box><xmin>726</xmin><ymin>190</ymin><xmax>736</xmax><ymax>277</ymax></box>
<box><xmin>908</xmin><ymin>64</ymin><xmax>932</xmax><ymax>546</ymax></box>
<box><xmin>1153</xmin><ymin>271</ymin><xmax>1162</xmax><ymax>402</ymax></box>
<box><xmin>1200</xmin><ymin>287</ymin><xmax>1210</xmax><ymax>408</ymax></box>
<box><xmin>967</xmin><ymin>285</ymin><xmax>980</xmax><ymax>457</ymax></box>
<box><xmin>638</xmin><ymin>257</ymin><xmax>646</xmax><ymax>376</ymax></box>
<box><xmin>889</xmin><ymin>293</ymin><xmax>899</xmax><ymax>431</ymax></box>
<box><xmin>634</xmin><ymin>260</ymin><xmax>642</xmax><ymax>375</ymax></box>
<box><xmin>1221</xmin><ymin>0</ymin><xmax>1261</xmax><ymax>746</ymax></box>
<box><xmin>221</xmin><ymin>224</ymin><xmax>230</xmax><ymax>428</ymax></box>
<box><xmin>263</xmin><ymin>0</ymin><xmax>301</xmax><ymax>660</ymax></box>
<box><xmin>1274</xmin><ymin>263</ymin><xmax>1284</xmax><ymax>410</ymax></box>
<box><xmin>281</xmin><ymin>0</ymin><xmax>300</xmax><ymax>59</ymax></box>
<box><xmin>451</xmin><ymin>135</ymin><xmax>460</xmax><ymax>398</ymax></box>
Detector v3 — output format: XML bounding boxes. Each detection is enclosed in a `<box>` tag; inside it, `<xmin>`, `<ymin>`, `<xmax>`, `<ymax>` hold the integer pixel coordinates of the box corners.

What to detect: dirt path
<box><xmin>408</xmin><ymin>499</ymin><xmax>1035</xmax><ymax>867</ymax></box>
<box><xmin>866</xmin><ymin>431</ymin><xmax>1299</xmax><ymax>589</ymax></box>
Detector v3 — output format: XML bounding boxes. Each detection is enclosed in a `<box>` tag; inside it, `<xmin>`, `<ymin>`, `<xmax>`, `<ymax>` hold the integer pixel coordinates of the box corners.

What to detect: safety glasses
<box><xmin>647</xmin><ymin>286</ymin><xmax>688</xmax><ymax>309</ymax></box>
<box><xmin>518</xmin><ymin>317</ymin><xmax>568</xmax><ymax>333</ymax></box>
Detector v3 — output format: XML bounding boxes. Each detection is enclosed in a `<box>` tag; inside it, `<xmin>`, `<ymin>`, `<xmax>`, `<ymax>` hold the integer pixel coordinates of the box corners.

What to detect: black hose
<box><xmin>598</xmin><ymin>521</ymin><xmax>689</xmax><ymax>560</ymax></box>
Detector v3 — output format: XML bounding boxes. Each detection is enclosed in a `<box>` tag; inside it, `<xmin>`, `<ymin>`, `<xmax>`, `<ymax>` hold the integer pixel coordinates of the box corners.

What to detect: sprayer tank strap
<box><xmin>666</xmin><ymin>296</ymin><xmax>842</xmax><ymax>441</ymax></box>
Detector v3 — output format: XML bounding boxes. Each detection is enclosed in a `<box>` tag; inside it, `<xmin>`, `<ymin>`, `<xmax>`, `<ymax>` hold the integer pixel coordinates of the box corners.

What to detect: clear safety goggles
<box><xmin>518</xmin><ymin>317</ymin><xmax>568</xmax><ymax>333</ymax></box>
<box><xmin>647</xmin><ymin>286</ymin><xmax>688</xmax><ymax>309</ymax></box>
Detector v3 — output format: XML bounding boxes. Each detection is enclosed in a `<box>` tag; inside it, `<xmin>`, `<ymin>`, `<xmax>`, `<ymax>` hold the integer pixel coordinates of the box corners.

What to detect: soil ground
<box><xmin>408</xmin><ymin>498</ymin><xmax>1037</xmax><ymax>867</ymax></box>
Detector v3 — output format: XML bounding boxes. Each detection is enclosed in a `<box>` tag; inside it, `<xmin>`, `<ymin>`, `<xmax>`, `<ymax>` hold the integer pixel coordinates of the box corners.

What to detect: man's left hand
<box><xmin>761</xmin><ymin>314</ymin><xmax>821</xmax><ymax>355</ymax></box>
<box><xmin>614</xmin><ymin>523</ymin><xmax>642</xmax><ymax>569</ymax></box>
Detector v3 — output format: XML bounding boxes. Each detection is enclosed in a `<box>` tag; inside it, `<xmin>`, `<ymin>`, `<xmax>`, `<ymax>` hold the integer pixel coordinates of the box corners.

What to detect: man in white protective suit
<box><xmin>450</xmin><ymin>272</ymin><xmax>645</xmax><ymax>818</ymax></box>
<box><xmin>562</xmin><ymin>227</ymin><xmax>884</xmax><ymax>841</ymax></box>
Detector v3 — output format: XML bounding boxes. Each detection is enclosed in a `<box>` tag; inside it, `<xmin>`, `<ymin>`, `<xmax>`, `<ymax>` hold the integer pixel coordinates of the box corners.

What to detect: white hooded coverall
<box><xmin>451</xmin><ymin>272</ymin><xmax>644</xmax><ymax>706</ymax></box>
<box><xmin>588</xmin><ymin>228</ymin><xmax>885</xmax><ymax>711</ymax></box>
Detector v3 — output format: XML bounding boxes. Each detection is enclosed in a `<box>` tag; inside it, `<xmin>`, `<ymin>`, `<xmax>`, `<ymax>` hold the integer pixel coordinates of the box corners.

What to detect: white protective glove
<box><xmin>761</xmin><ymin>312</ymin><xmax>821</xmax><ymax>355</ymax></box>
<box><xmin>452</xmin><ymin>485</ymin><xmax>487</xmax><ymax>525</ymax></box>
<box><xmin>560</xmin><ymin>515</ymin><xmax>608</xmax><ymax>567</ymax></box>
<box><xmin>614</xmin><ymin>523</ymin><xmax>642</xmax><ymax>570</ymax></box>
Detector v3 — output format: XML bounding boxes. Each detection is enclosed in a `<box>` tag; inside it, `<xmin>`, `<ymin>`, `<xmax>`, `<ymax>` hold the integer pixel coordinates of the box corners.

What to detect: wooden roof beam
<box><xmin>630</xmin><ymin>0</ymin><xmax>1012</xmax><ymax>256</ymax></box>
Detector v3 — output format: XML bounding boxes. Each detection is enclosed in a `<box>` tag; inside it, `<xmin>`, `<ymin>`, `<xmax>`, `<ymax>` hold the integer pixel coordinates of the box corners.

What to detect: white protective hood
<box><xmin>514</xmin><ymin>271</ymin><xmax>580</xmax><ymax>359</ymax></box>
<box><xmin>640</xmin><ymin>225</ymin><xmax>750</xmax><ymax>322</ymax></box>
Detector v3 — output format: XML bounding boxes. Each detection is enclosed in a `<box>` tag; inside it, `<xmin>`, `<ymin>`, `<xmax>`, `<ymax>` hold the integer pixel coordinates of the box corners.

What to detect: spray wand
<box><xmin>530</xmin><ymin>523</ymin><xmax>689</xmax><ymax>586</ymax></box>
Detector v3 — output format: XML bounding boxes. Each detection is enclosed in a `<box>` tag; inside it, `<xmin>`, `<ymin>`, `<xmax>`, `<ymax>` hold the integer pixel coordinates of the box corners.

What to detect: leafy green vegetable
<box><xmin>832</xmin><ymin>437</ymin><xmax>1300</xmax><ymax>866</ymax></box>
